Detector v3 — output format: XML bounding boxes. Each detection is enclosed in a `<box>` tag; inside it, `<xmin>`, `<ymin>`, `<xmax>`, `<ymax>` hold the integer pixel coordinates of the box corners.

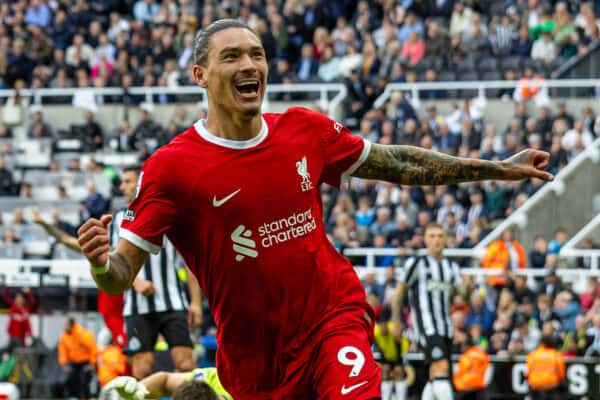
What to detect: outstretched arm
<box><xmin>353</xmin><ymin>145</ymin><xmax>554</xmax><ymax>185</ymax></box>
<box><xmin>33</xmin><ymin>210</ymin><xmax>81</xmax><ymax>252</ymax></box>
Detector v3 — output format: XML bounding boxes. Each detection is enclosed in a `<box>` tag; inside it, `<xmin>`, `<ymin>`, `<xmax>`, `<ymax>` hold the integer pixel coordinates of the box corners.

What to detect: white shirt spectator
<box><xmin>511</xmin><ymin>324</ymin><xmax>541</xmax><ymax>352</ymax></box>
<box><xmin>562</xmin><ymin>122</ymin><xmax>594</xmax><ymax>150</ymax></box>
<box><xmin>531</xmin><ymin>36</ymin><xmax>556</xmax><ymax>63</ymax></box>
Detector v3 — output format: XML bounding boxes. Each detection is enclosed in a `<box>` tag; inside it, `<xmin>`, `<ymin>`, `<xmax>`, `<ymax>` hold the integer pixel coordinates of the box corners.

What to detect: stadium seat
<box><xmin>0</xmin><ymin>244</ymin><xmax>23</xmax><ymax>259</ymax></box>
<box><xmin>478</xmin><ymin>58</ymin><xmax>500</xmax><ymax>73</ymax></box>
<box><xmin>500</xmin><ymin>56</ymin><xmax>523</xmax><ymax>72</ymax></box>
<box><xmin>38</xmin><ymin>274</ymin><xmax>70</xmax><ymax>311</ymax></box>
<box><xmin>22</xmin><ymin>241</ymin><xmax>52</xmax><ymax>259</ymax></box>
<box><xmin>455</xmin><ymin>57</ymin><xmax>477</xmax><ymax>72</ymax></box>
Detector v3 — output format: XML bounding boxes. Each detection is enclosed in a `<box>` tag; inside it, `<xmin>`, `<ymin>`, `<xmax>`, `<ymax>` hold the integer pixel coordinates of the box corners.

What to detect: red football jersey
<box><xmin>120</xmin><ymin>107</ymin><xmax>373</xmax><ymax>393</ymax></box>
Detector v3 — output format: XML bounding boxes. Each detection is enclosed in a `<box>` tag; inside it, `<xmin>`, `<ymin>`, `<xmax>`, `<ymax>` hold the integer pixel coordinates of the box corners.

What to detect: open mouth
<box><xmin>234</xmin><ymin>80</ymin><xmax>260</xmax><ymax>98</ymax></box>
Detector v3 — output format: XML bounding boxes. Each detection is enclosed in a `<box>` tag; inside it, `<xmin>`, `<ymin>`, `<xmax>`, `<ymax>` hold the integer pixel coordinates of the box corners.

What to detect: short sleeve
<box><xmin>119</xmin><ymin>154</ymin><xmax>178</xmax><ymax>254</ymax></box>
<box><xmin>397</xmin><ymin>257</ymin><xmax>419</xmax><ymax>286</ymax></box>
<box><xmin>307</xmin><ymin>109</ymin><xmax>371</xmax><ymax>188</ymax></box>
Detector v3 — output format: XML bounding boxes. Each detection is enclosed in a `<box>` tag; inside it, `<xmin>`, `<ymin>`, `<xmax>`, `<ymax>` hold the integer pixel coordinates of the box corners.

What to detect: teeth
<box><xmin>237</xmin><ymin>81</ymin><xmax>258</xmax><ymax>87</ymax></box>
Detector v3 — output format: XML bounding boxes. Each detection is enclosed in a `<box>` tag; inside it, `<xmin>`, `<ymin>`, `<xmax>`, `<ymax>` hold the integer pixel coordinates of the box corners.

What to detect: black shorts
<box><xmin>421</xmin><ymin>335</ymin><xmax>452</xmax><ymax>365</ymax></box>
<box><xmin>126</xmin><ymin>311</ymin><xmax>193</xmax><ymax>354</ymax></box>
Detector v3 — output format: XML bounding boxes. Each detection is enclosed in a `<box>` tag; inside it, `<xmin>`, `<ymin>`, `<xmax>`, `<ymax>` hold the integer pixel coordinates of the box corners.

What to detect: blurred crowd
<box><xmin>0</xmin><ymin>0</ymin><xmax>598</xmax><ymax>97</ymax></box>
<box><xmin>366</xmin><ymin>266</ymin><xmax>600</xmax><ymax>358</ymax></box>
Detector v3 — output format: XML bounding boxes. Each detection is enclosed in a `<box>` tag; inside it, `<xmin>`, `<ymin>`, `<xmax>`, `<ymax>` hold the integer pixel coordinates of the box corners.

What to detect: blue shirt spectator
<box><xmin>133</xmin><ymin>0</ymin><xmax>159</xmax><ymax>23</ymax></box>
<box><xmin>25</xmin><ymin>0</ymin><xmax>52</xmax><ymax>27</ymax></box>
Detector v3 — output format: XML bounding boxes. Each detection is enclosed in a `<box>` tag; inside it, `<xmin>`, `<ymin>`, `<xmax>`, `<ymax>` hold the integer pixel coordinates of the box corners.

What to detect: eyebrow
<box><xmin>219</xmin><ymin>46</ymin><xmax>264</xmax><ymax>54</ymax></box>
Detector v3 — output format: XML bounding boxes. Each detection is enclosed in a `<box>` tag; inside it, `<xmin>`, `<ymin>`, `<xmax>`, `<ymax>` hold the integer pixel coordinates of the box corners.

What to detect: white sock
<box><xmin>395</xmin><ymin>379</ymin><xmax>407</xmax><ymax>400</ymax></box>
<box><xmin>432</xmin><ymin>379</ymin><xmax>454</xmax><ymax>400</ymax></box>
<box><xmin>381</xmin><ymin>380</ymin><xmax>393</xmax><ymax>400</ymax></box>
<box><xmin>422</xmin><ymin>381</ymin><xmax>434</xmax><ymax>400</ymax></box>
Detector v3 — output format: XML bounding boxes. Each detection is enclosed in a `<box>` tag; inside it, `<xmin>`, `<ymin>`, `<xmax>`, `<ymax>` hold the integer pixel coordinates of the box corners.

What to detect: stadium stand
<box><xmin>0</xmin><ymin>0</ymin><xmax>599</xmax><ymax>399</ymax></box>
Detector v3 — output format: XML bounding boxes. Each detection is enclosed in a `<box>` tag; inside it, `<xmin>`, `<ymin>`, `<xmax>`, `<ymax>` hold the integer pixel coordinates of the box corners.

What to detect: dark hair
<box><xmin>193</xmin><ymin>19</ymin><xmax>256</xmax><ymax>67</ymax></box>
<box><xmin>173</xmin><ymin>381</ymin><xmax>219</xmax><ymax>400</ymax></box>
<box><xmin>123</xmin><ymin>164</ymin><xmax>141</xmax><ymax>176</ymax></box>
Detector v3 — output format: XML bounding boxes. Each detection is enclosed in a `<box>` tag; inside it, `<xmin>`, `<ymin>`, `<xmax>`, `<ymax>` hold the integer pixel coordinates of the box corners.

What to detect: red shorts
<box><xmin>228</xmin><ymin>307</ymin><xmax>381</xmax><ymax>400</ymax></box>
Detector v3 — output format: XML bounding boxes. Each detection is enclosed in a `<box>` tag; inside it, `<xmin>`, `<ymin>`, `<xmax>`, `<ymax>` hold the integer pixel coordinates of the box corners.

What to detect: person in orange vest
<box><xmin>453</xmin><ymin>341</ymin><xmax>490</xmax><ymax>400</ymax></box>
<box><xmin>481</xmin><ymin>229</ymin><xmax>525</xmax><ymax>288</ymax></box>
<box><xmin>96</xmin><ymin>328</ymin><xmax>129</xmax><ymax>391</ymax></box>
<box><xmin>58</xmin><ymin>317</ymin><xmax>98</xmax><ymax>399</ymax></box>
<box><xmin>525</xmin><ymin>335</ymin><xmax>567</xmax><ymax>400</ymax></box>
<box><xmin>513</xmin><ymin>66</ymin><xmax>546</xmax><ymax>102</ymax></box>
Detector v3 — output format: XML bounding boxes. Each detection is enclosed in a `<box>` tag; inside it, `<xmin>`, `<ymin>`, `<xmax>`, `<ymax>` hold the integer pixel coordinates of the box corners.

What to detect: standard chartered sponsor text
<box><xmin>258</xmin><ymin>208</ymin><xmax>317</xmax><ymax>247</ymax></box>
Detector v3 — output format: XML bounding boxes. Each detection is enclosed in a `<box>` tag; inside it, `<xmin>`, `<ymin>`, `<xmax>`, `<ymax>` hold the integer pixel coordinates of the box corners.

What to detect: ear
<box><xmin>193</xmin><ymin>64</ymin><xmax>208</xmax><ymax>89</ymax></box>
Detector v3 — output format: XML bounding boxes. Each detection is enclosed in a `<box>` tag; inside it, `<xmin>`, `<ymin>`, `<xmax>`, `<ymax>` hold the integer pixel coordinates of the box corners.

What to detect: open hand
<box><xmin>77</xmin><ymin>214</ymin><xmax>113</xmax><ymax>268</ymax></box>
<box><xmin>502</xmin><ymin>149</ymin><xmax>554</xmax><ymax>181</ymax></box>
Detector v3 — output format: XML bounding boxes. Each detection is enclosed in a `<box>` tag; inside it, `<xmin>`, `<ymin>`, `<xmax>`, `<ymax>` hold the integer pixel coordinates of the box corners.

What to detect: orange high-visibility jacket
<box><xmin>97</xmin><ymin>345</ymin><xmax>128</xmax><ymax>387</ymax></box>
<box><xmin>453</xmin><ymin>346</ymin><xmax>490</xmax><ymax>392</ymax></box>
<box><xmin>481</xmin><ymin>240</ymin><xmax>526</xmax><ymax>286</ymax></box>
<box><xmin>526</xmin><ymin>344</ymin><xmax>566</xmax><ymax>391</ymax></box>
<box><xmin>58</xmin><ymin>323</ymin><xmax>98</xmax><ymax>365</ymax></box>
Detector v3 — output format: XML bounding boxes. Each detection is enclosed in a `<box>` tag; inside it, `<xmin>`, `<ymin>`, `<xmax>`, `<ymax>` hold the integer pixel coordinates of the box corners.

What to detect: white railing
<box><xmin>473</xmin><ymin>137</ymin><xmax>600</xmax><ymax>251</ymax></box>
<box><xmin>560</xmin><ymin>212</ymin><xmax>600</xmax><ymax>270</ymax></box>
<box><xmin>0</xmin><ymin>83</ymin><xmax>347</xmax><ymax>118</ymax></box>
<box><xmin>373</xmin><ymin>78</ymin><xmax>600</xmax><ymax>109</ymax></box>
<box><xmin>344</xmin><ymin>247</ymin><xmax>483</xmax><ymax>269</ymax></box>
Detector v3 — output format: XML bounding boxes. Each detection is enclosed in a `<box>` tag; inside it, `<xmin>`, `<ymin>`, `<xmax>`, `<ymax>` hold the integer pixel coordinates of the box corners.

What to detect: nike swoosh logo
<box><xmin>213</xmin><ymin>189</ymin><xmax>241</xmax><ymax>207</ymax></box>
<box><xmin>341</xmin><ymin>381</ymin><xmax>368</xmax><ymax>395</ymax></box>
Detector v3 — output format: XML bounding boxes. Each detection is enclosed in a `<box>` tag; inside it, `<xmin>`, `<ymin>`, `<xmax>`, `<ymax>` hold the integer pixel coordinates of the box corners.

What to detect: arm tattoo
<box><xmin>93</xmin><ymin>252</ymin><xmax>132</xmax><ymax>295</ymax></box>
<box><xmin>353</xmin><ymin>144</ymin><xmax>511</xmax><ymax>185</ymax></box>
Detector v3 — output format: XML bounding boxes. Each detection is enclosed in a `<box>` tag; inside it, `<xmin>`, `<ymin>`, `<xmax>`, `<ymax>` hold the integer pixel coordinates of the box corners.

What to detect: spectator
<box><xmin>466</xmin><ymin>292</ymin><xmax>495</xmax><ymax>336</ymax></box>
<box><xmin>134</xmin><ymin>0</ymin><xmax>160</xmax><ymax>23</ymax></box>
<box><xmin>553</xmin><ymin>290</ymin><xmax>581</xmax><ymax>332</ymax></box>
<box><xmin>295</xmin><ymin>44</ymin><xmax>318</xmax><ymax>82</ymax></box>
<box><xmin>481</xmin><ymin>229</ymin><xmax>526</xmax><ymax>288</ymax></box>
<box><xmin>511</xmin><ymin>314</ymin><xmax>541</xmax><ymax>352</ymax></box>
<box><xmin>80</xmin><ymin>181</ymin><xmax>109</xmax><ymax>220</ymax></box>
<box><xmin>562</xmin><ymin>120</ymin><xmax>594</xmax><ymax>150</ymax></box>
<box><xmin>450</xmin><ymin>1</ymin><xmax>473</xmax><ymax>36</ymax></box>
<box><xmin>362</xmin><ymin>268</ymin><xmax>384</xmax><ymax>304</ymax></box>
<box><xmin>2</xmin><ymin>287</ymin><xmax>36</xmax><ymax>348</ymax></box>
<box><xmin>424</xmin><ymin>20</ymin><xmax>450</xmax><ymax>59</ymax></box>
<box><xmin>548</xmin><ymin>227</ymin><xmax>568</xmax><ymax>254</ymax></box>
<box><xmin>400</xmin><ymin>31</ymin><xmax>425</xmax><ymax>66</ymax></box>
<box><xmin>531</xmin><ymin>31</ymin><xmax>557</xmax><ymax>64</ymax></box>
<box><xmin>0</xmin><ymin>156</ymin><xmax>14</xmax><ymax>195</ymax></box>
<box><xmin>370</xmin><ymin>207</ymin><xmax>397</xmax><ymax>237</ymax></box>
<box><xmin>511</xmin><ymin>24</ymin><xmax>534</xmax><ymax>57</ymax></box>
<box><xmin>387</xmin><ymin>214</ymin><xmax>414</xmax><ymax>248</ymax></box>
<box><xmin>529</xmin><ymin>235</ymin><xmax>548</xmax><ymax>268</ymax></box>
<box><xmin>66</xmin><ymin>33</ymin><xmax>94</xmax><ymax>67</ymax></box>
<box><xmin>58</xmin><ymin>317</ymin><xmax>98</xmax><ymax>400</ymax></box>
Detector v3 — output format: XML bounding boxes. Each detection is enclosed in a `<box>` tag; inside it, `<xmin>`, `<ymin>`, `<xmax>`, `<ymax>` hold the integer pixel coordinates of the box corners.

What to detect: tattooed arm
<box><xmin>77</xmin><ymin>215</ymin><xmax>148</xmax><ymax>295</ymax></box>
<box><xmin>353</xmin><ymin>144</ymin><xmax>554</xmax><ymax>185</ymax></box>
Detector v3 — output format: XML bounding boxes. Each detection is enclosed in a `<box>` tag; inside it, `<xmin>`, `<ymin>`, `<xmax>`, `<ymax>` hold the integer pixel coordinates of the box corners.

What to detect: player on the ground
<box><xmin>77</xmin><ymin>19</ymin><xmax>553</xmax><ymax>399</ymax></box>
<box><xmin>104</xmin><ymin>367</ymin><xmax>231</xmax><ymax>400</ymax></box>
<box><xmin>35</xmin><ymin>166</ymin><xmax>201</xmax><ymax>377</ymax></box>
<box><xmin>393</xmin><ymin>223</ymin><xmax>461</xmax><ymax>400</ymax></box>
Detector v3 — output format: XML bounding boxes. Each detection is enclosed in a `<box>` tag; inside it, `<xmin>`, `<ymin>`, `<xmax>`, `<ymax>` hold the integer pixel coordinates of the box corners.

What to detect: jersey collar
<box><xmin>193</xmin><ymin>117</ymin><xmax>268</xmax><ymax>150</ymax></box>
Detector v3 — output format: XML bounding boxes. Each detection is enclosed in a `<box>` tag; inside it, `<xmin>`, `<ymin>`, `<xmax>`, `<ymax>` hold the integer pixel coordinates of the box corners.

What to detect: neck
<box><xmin>430</xmin><ymin>252</ymin><xmax>443</xmax><ymax>261</ymax></box>
<box><xmin>205</xmin><ymin>103</ymin><xmax>262</xmax><ymax>141</ymax></box>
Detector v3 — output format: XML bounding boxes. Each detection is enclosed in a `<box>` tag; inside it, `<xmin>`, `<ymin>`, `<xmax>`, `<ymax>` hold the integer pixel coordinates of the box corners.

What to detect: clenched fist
<box><xmin>77</xmin><ymin>214</ymin><xmax>113</xmax><ymax>268</ymax></box>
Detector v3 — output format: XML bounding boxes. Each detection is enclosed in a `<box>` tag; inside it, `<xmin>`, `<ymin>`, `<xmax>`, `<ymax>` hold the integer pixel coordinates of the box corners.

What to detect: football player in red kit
<box><xmin>77</xmin><ymin>19</ymin><xmax>553</xmax><ymax>399</ymax></box>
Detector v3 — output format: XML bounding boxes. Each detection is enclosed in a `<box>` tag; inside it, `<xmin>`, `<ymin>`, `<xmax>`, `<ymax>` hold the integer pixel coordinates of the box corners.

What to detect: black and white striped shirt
<box><xmin>397</xmin><ymin>255</ymin><xmax>461</xmax><ymax>345</ymax></box>
<box><xmin>111</xmin><ymin>209</ymin><xmax>189</xmax><ymax>317</ymax></box>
